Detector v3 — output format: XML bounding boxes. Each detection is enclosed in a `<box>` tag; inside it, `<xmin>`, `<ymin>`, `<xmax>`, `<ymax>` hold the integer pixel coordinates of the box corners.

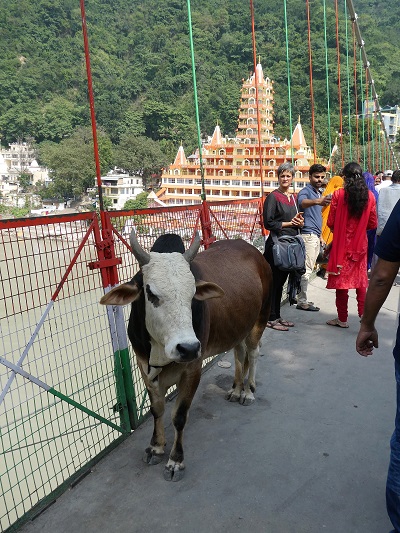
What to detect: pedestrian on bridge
<box><xmin>325</xmin><ymin>162</ymin><xmax>377</xmax><ymax>328</ymax></box>
<box><xmin>356</xmin><ymin>198</ymin><xmax>400</xmax><ymax>533</ymax></box>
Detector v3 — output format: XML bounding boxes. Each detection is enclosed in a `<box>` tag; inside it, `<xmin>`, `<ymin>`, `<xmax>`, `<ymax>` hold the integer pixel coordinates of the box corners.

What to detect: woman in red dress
<box><xmin>326</xmin><ymin>162</ymin><xmax>377</xmax><ymax>328</ymax></box>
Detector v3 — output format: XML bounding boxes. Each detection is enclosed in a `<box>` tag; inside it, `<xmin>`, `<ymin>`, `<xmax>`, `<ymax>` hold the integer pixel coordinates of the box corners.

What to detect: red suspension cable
<box><xmin>249</xmin><ymin>0</ymin><xmax>264</xmax><ymax>197</ymax></box>
<box><xmin>80</xmin><ymin>0</ymin><xmax>105</xmax><ymax>221</ymax></box>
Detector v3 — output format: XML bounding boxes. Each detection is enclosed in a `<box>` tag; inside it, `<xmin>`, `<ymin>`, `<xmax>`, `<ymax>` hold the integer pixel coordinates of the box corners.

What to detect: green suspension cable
<box><xmin>283</xmin><ymin>0</ymin><xmax>294</xmax><ymax>164</ymax></box>
<box><xmin>344</xmin><ymin>2</ymin><xmax>352</xmax><ymax>158</ymax></box>
<box><xmin>359</xmin><ymin>49</ymin><xmax>366</xmax><ymax>171</ymax></box>
<box><xmin>187</xmin><ymin>0</ymin><xmax>206</xmax><ymax>200</ymax></box>
<box><xmin>323</xmin><ymin>0</ymin><xmax>332</xmax><ymax>159</ymax></box>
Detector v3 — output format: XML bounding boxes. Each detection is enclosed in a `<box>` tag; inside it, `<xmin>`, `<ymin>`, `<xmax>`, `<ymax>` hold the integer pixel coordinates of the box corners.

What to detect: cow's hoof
<box><xmin>225</xmin><ymin>389</ymin><xmax>240</xmax><ymax>402</ymax></box>
<box><xmin>164</xmin><ymin>462</ymin><xmax>185</xmax><ymax>481</ymax></box>
<box><xmin>239</xmin><ymin>391</ymin><xmax>255</xmax><ymax>406</ymax></box>
<box><xmin>143</xmin><ymin>447</ymin><xmax>163</xmax><ymax>465</ymax></box>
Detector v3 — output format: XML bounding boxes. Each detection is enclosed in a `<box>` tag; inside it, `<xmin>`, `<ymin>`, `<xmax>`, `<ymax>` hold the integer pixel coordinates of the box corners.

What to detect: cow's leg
<box><xmin>240</xmin><ymin>325</ymin><xmax>264</xmax><ymax>405</ymax></box>
<box><xmin>226</xmin><ymin>340</ymin><xmax>246</xmax><ymax>403</ymax></box>
<box><xmin>138</xmin><ymin>363</ymin><xmax>167</xmax><ymax>465</ymax></box>
<box><xmin>164</xmin><ymin>368</ymin><xmax>201</xmax><ymax>482</ymax></box>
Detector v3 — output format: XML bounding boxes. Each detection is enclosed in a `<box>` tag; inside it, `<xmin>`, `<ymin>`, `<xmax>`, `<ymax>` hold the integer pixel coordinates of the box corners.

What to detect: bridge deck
<box><xmin>20</xmin><ymin>275</ymin><xmax>399</xmax><ymax>533</ymax></box>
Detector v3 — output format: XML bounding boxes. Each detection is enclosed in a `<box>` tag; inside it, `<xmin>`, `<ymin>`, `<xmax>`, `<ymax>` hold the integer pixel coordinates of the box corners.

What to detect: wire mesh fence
<box><xmin>0</xmin><ymin>199</ymin><xmax>265</xmax><ymax>531</ymax></box>
<box><xmin>0</xmin><ymin>213</ymin><xmax>129</xmax><ymax>531</ymax></box>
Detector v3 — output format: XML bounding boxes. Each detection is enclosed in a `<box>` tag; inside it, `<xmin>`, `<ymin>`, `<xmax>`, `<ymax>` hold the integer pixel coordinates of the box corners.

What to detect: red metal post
<box><xmin>199</xmin><ymin>200</ymin><xmax>216</xmax><ymax>249</ymax></box>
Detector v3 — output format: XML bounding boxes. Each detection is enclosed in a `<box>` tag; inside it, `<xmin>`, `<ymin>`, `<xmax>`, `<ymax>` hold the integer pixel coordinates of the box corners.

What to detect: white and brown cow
<box><xmin>100</xmin><ymin>231</ymin><xmax>272</xmax><ymax>481</ymax></box>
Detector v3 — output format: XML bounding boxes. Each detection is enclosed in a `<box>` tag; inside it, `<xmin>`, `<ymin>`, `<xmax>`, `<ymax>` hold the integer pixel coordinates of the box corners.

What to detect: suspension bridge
<box><xmin>1</xmin><ymin>0</ymin><xmax>399</xmax><ymax>531</ymax></box>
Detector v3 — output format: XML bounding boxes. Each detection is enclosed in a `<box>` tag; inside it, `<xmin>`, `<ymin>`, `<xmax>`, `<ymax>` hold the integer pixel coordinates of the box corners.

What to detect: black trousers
<box><xmin>264</xmin><ymin>241</ymin><xmax>289</xmax><ymax>322</ymax></box>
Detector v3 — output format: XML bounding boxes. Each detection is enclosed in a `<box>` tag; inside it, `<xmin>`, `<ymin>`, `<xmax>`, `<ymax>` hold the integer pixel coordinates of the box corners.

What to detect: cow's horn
<box><xmin>183</xmin><ymin>232</ymin><xmax>201</xmax><ymax>262</ymax></box>
<box><xmin>130</xmin><ymin>230</ymin><xmax>150</xmax><ymax>266</ymax></box>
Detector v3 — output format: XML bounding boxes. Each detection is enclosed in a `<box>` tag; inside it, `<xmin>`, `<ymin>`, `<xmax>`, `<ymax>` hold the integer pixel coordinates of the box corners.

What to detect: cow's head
<box><xmin>100</xmin><ymin>231</ymin><xmax>224</xmax><ymax>364</ymax></box>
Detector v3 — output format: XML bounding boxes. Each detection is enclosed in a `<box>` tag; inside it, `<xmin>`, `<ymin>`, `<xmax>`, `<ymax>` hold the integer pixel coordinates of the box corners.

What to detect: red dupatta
<box><xmin>326</xmin><ymin>189</ymin><xmax>370</xmax><ymax>276</ymax></box>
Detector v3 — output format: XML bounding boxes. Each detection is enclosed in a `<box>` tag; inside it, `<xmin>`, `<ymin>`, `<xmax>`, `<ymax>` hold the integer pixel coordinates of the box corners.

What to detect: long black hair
<box><xmin>342</xmin><ymin>162</ymin><xmax>369</xmax><ymax>218</ymax></box>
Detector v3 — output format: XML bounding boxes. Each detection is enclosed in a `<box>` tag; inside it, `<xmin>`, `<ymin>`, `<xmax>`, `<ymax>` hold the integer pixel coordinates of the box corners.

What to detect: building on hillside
<box><xmin>158</xmin><ymin>62</ymin><xmax>328</xmax><ymax>206</ymax></box>
<box><xmin>1</xmin><ymin>142</ymin><xmax>35</xmax><ymax>172</ymax></box>
<box><xmin>380</xmin><ymin>105</ymin><xmax>400</xmax><ymax>144</ymax></box>
<box><xmin>0</xmin><ymin>142</ymin><xmax>50</xmax><ymax>201</ymax></box>
<box><xmin>29</xmin><ymin>159</ymin><xmax>50</xmax><ymax>186</ymax></box>
<box><xmin>94</xmin><ymin>169</ymin><xmax>144</xmax><ymax>210</ymax></box>
<box><xmin>364</xmin><ymin>101</ymin><xmax>400</xmax><ymax>145</ymax></box>
<box><xmin>0</xmin><ymin>152</ymin><xmax>18</xmax><ymax>198</ymax></box>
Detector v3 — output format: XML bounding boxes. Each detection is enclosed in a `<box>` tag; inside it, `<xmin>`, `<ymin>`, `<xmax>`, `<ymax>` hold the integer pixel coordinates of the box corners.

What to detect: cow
<box><xmin>100</xmin><ymin>231</ymin><xmax>272</xmax><ymax>481</ymax></box>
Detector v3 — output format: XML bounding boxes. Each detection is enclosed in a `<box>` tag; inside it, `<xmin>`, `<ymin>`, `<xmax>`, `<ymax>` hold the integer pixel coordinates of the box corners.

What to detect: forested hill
<box><xmin>0</xmin><ymin>0</ymin><xmax>399</xmax><ymax>162</ymax></box>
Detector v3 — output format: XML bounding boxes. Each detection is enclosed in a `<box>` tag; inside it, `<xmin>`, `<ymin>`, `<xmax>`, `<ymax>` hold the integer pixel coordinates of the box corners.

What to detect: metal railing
<box><xmin>0</xmin><ymin>198</ymin><xmax>264</xmax><ymax>531</ymax></box>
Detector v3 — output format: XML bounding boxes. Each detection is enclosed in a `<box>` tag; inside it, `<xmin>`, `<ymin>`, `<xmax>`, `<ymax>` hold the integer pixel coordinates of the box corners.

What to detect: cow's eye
<box><xmin>146</xmin><ymin>284</ymin><xmax>160</xmax><ymax>307</ymax></box>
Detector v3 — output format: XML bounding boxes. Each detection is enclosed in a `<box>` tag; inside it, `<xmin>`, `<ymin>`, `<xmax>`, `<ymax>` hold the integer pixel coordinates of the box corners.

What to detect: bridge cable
<box><xmin>186</xmin><ymin>0</ymin><xmax>206</xmax><ymax>200</ymax></box>
<box><xmin>371</xmin><ymin>83</ymin><xmax>376</xmax><ymax>172</ymax></box>
<box><xmin>344</xmin><ymin>2</ymin><xmax>352</xmax><ymax>159</ymax></box>
<box><xmin>346</xmin><ymin>0</ymin><xmax>399</xmax><ymax>169</ymax></box>
<box><xmin>249</xmin><ymin>0</ymin><xmax>265</xmax><ymax>197</ymax></box>
<box><xmin>375</xmin><ymin>119</ymin><xmax>380</xmax><ymax>171</ymax></box>
<box><xmin>359</xmin><ymin>49</ymin><xmax>367</xmax><ymax>171</ymax></box>
<box><xmin>334</xmin><ymin>0</ymin><xmax>344</xmax><ymax>169</ymax></box>
<box><xmin>79</xmin><ymin>0</ymin><xmax>105</xmax><ymax>218</ymax></box>
<box><xmin>322</xmin><ymin>0</ymin><xmax>332</xmax><ymax>166</ymax></box>
<box><xmin>352</xmin><ymin>23</ymin><xmax>360</xmax><ymax>163</ymax></box>
<box><xmin>283</xmin><ymin>0</ymin><xmax>294</xmax><ymax>167</ymax></box>
<box><xmin>306</xmin><ymin>0</ymin><xmax>316</xmax><ymax>163</ymax></box>
<box><xmin>365</xmin><ymin>68</ymin><xmax>371</xmax><ymax>171</ymax></box>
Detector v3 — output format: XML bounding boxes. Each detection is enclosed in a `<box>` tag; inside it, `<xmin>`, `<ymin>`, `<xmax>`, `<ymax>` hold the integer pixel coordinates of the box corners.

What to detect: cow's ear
<box><xmin>194</xmin><ymin>280</ymin><xmax>224</xmax><ymax>301</ymax></box>
<box><xmin>100</xmin><ymin>281</ymin><xmax>142</xmax><ymax>306</ymax></box>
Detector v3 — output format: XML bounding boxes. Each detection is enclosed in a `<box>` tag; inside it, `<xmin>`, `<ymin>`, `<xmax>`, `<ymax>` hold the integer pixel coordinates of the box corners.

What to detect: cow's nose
<box><xmin>176</xmin><ymin>342</ymin><xmax>201</xmax><ymax>361</ymax></box>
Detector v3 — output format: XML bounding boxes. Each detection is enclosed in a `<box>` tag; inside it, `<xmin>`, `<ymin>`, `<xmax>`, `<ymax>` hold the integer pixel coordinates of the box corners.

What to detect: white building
<box><xmin>0</xmin><ymin>152</ymin><xmax>19</xmax><ymax>197</ymax></box>
<box><xmin>364</xmin><ymin>102</ymin><xmax>400</xmax><ymax>144</ymax></box>
<box><xmin>97</xmin><ymin>169</ymin><xmax>144</xmax><ymax>210</ymax></box>
<box><xmin>0</xmin><ymin>142</ymin><xmax>49</xmax><ymax>200</ymax></box>
<box><xmin>381</xmin><ymin>105</ymin><xmax>400</xmax><ymax>144</ymax></box>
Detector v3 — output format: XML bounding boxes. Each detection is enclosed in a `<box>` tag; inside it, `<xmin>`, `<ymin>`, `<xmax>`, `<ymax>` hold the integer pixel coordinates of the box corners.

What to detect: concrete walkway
<box><xmin>20</xmin><ymin>276</ymin><xmax>399</xmax><ymax>533</ymax></box>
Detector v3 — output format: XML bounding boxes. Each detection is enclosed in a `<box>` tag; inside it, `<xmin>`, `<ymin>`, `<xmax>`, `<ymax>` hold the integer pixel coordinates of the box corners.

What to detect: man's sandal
<box><xmin>296</xmin><ymin>304</ymin><xmax>320</xmax><ymax>311</ymax></box>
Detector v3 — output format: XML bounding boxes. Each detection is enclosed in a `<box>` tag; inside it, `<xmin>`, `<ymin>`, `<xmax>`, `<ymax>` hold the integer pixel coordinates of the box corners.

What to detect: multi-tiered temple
<box><xmin>158</xmin><ymin>63</ymin><xmax>325</xmax><ymax>205</ymax></box>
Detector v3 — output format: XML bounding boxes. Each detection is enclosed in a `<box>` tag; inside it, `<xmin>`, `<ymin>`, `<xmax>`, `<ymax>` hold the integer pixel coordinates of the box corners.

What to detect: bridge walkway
<box><xmin>20</xmin><ymin>275</ymin><xmax>399</xmax><ymax>533</ymax></box>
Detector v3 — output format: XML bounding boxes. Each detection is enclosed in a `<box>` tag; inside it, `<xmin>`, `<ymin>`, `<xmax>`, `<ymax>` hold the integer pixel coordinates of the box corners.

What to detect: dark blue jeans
<box><xmin>387</xmin><ymin>359</ymin><xmax>400</xmax><ymax>532</ymax></box>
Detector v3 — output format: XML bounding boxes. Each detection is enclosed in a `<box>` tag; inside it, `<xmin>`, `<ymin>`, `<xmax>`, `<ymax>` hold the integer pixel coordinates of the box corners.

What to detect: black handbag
<box><xmin>271</xmin><ymin>233</ymin><xmax>306</xmax><ymax>272</ymax></box>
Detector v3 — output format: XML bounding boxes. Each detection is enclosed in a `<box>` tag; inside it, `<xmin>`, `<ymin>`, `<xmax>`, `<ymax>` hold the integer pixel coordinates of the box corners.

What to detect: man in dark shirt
<box><xmin>356</xmin><ymin>199</ymin><xmax>400</xmax><ymax>533</ymax></box>
<box><xmin>296</xmin><ymin>164</ymin><xmax>331</xmax><ymax>311</ymax></box>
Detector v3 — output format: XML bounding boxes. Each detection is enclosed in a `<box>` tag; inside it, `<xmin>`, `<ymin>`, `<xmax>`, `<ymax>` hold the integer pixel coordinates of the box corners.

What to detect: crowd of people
<box><xmin>262</xmin><ymin>161</ymin><xmax>400</xmax><ymax>532</ymax></box>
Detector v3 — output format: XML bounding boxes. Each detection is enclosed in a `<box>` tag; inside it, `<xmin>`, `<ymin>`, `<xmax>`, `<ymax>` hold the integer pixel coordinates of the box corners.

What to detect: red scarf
<box><xmin>327</xmin><ymin>189</ymin><xmax>370</xmax><ymax>276</ymax></box>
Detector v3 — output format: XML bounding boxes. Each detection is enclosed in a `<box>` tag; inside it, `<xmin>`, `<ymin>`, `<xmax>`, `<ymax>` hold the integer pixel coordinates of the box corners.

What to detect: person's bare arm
<box><xmin>300</xmin><ymin>197</ymin><xmax>331</xmax><ymax>209</ymax></box>
<box><xmin>356</xmin><ymin>258</ymin><xmax>400</xmax><ymax>356</ymax></box>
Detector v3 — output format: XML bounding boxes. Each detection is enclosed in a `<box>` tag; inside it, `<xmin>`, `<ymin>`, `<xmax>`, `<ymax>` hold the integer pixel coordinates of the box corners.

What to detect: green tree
<box><xmin>114</xmin><ymin>135</ymin><xmax>167</xmax><ymax>189</ymax></box>
<box><xmin>38</xmin><ymin>127</ymin><xmax>114</xmax><ymax>198</ymax></box>
<box><xmin>123</xmin><ymin>192</ymin><xmax>149</xmax><ymax>210</ymax></box>
<box><xmin>102</xmin><ymin>196</ymin><xmax>113</xmax><ymax>211</ymax></box>
<box><xmin>32</xmin><ymin>180</ymin><xmax>50</xmax><ymax>200</ymax></box>
<box><xmin>36</xmin><ymin>96</ymin><xmax>85</xmax><ymax>142</ymax></box>
<box><xmin>18</xmin><ymin>172</ymin><xmax>33</xmax><ymax>192</ymax></box>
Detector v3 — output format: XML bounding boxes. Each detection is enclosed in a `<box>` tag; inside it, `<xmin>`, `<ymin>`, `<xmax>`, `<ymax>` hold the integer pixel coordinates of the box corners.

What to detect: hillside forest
<box><xmin>1</xmin><ymin>0</ymin><xmax>399</xmax><ymax>198</ymax></box>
